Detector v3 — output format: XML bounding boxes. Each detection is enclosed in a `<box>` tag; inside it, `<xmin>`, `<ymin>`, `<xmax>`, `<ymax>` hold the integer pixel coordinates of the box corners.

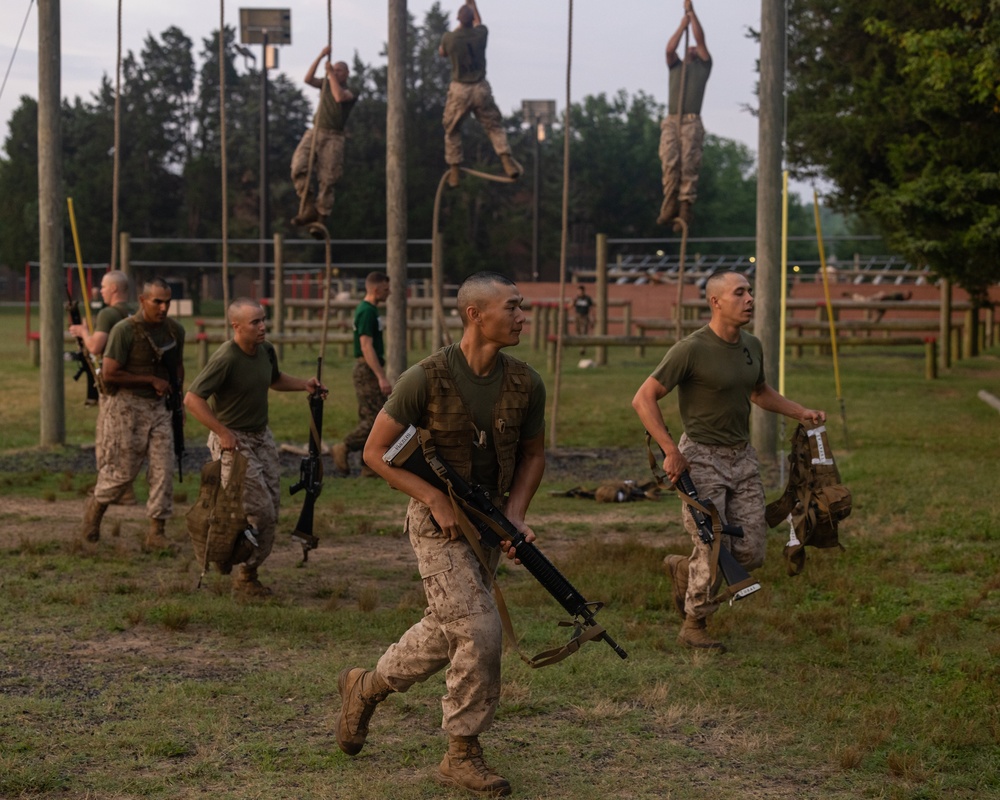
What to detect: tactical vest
<box><xmin>420</xmin><ymin>349</ymin><xmax>532</xmax><ymax>498</ymax></box>
<box><xmin>766</xmin><ymin>424</ymin><xmax>852</xmax><ymax>575</ymax></box>
<box><xmin>126</xmin><ymin>315</ymin><xmax>181</xmax><ymax>381</ymax></box>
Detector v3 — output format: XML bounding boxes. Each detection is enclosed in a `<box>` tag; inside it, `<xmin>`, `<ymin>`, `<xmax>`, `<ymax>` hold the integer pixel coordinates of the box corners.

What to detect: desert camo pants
<box><xmin>659</xmin><ymin>113</ymin><xmax>705</xmax><ymax>205</ymax></box>
<box><xmin>678</xmin><ymin>433</ymin><xmax>766</xmax><ymax>620</ymax></box>
<box><xmin>376</xmin><ymin>499</ymin><xmax>503</xmax><ymax>737</ymax></box>
<box><xmin>343</xmin><ymin>360</ymin><xmax>386</xmax><ymax>453</ymax></box>
<box><xmin>290</xmin><ymin>127</ymin><xmax>345</xmax><ymax>217</ymax></box>
<box><xmin>442</xmin><ymin>79</ymin><xmax>512</xmax><ymax>166</ymax></box>
<box><xmin>92</xmin><ymin>393</ymin><xmax>174</xmax><ymax>518</ymax></box>
<box><xmin>208</xmin><ymin>428</ymin><xmax>280</xmax><ymax>569</ymax></box>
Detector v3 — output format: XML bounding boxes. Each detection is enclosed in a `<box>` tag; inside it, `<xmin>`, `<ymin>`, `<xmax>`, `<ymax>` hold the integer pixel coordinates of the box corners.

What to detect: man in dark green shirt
<box><xmin>332</xmin><ymin>272</ymin><xmax>392</xmax><ymax>477</ymax></box>
<box><xmin>291</xmin><ymin>46</ymin><xmax>358</xmax><ymax>227</ymax></box>
<box><xmin>439</xmin><ymin>0</ymin><xmax>521</xmax><ymax>187</ymax></box>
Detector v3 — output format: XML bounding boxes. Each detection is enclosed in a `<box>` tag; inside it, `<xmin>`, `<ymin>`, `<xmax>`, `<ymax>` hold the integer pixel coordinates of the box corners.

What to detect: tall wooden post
<box><xmin>595</xmin><ymin>233</ymin><xmax>608</xmax><ymax>366</ymax></box>
<box><xmin>38</xmin><ymin>0</ymin><xmax>65</xmax><ymax>445</ymax></box>
<box><xmin>386</xmin><ymin>0</ymin><xmax>408</xmax><ymax>379</ymax></box>
<box><xmin>751</xmin><ymin>0</ymin><xmax>785</xmax><ymax>463</ymax></box>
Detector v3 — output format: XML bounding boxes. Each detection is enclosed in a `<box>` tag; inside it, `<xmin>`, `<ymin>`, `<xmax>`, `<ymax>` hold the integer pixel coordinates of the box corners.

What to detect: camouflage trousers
<box><xmin>678</xmin><ymin>433</ymin><xmax>766</xmax><ymax>620</ymax></box>
<box><xmin>291</xmin><ymin>127</ymin><xmax>345</xmax><ymax>217</ymax></box>
<box><xmin>92</xmin><ymin>392</ymin><xmax>174</xmax><ymax>518</ymax></box>
<box><xmin>442</xmin><ymin>79</ymin><xmax>511</xmax><ymax>166</ymax></box>
<box><xmin>208</xmin><ymin>428</ymin><xmax>280</xmax><ymax>569</ymax></box>
<box><xmin>659</xmin><ymin>114</ymin><xmax>705</xmax><ymax>204</ymax></box>
<box><xmin>376</xmin><ymin>499</ymin><xmax>503</xmax><ymax>737</ymax></box>
<box><xmin>94</xmin><ymin>393</ymin><xmax>109</xmax><ymax>469</ymax></box>
<box><xmin>343</xmin><ymin>360</ymin><xmax>386</xmax><ymax>453</ymax></box>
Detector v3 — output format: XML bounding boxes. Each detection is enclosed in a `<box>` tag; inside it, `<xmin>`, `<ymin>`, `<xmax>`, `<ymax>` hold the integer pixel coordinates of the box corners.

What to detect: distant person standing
<box><xmin>657</xmin><ymin>0</ymin><xmax>711</xmax><ymax>230</ymax></box>
<box><xmin>331</xmin><ymin>272</ymin><xmax>392</xmax><ymax>477</ymax></box>
<box><xmin>572</xmin><ymin>284</ymin><xmax>594</xmax><ymax>355</ymax></box>
<box><xmin>439</xmin><ymin>0</ymin><xmax>522</xmax><ymax>187</ymax></box>
<box><xmin>68</xmin><ymin>271</ymin><xmax>137</xmax><ymax>505</ymax></box>
<box><xmin>290</xmin><ymin>47</ymin><xmax>358</xmax><ymax>228</ymax></box>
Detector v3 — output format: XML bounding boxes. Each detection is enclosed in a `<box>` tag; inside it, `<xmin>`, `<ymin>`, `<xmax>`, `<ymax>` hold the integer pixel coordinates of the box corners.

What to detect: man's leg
<box><xmin>144</xmin><ymin>402</ymin><xmax>176</xmax><ymax>551</ymax></box>
<box><xmin>443</xmin><ymin>82</ymin><xmax>472</xmax><ymax>169</ymax></box>
<box><xmin>677</xmin><ymin>116</ymin><xmax>706</xmax><ymax>228</ymax></box>
<box><xmin>314</xmin><ymin>129</ymin><xmax>345</xmax><ymax>218</ymax></box>
<box><xmin>290</xmin><ymin>130</ymin><xmax>320</xmax><ymax>225</ymax></box>
<box><xmin>658</xmin><ymin>117</ymin><xmax>681</xmax><ymax>225</ymax></box>
<box><xmin>471</xmin><ymin>81</ymin><xmax>521</xmax><ymax>179</ymax></box>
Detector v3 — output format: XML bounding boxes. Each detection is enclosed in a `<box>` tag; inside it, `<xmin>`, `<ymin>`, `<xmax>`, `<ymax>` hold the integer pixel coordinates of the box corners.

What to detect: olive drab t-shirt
<box><xmin>316</xmin><ymin>85</ymin><xmax>357</xmax><ymax>133</ymax></box>
<box><xmin>384</xmin><ymin>344</ymin><xmax>546</xmax><ymax>492</ymax></box>
<box><xmin>94</xmin><ymin>302</ymin><xmax>133</xmax><ymax>335</ymax></box>
<box><xmin>104</xmin><ymin>315</ymin><xmax>185</xmax><ymax>400</ymax></box>
<box><xmin>668</xmin><ymin>56</ymin><xmax>712</xmax><ymax>116</ymax></box>
<box><xmin>650</xmin><ymin>325</ymin><xmax>764</xmax><ymax>446</ymax></box>
<box><xmin>187</xmin><ymin>340</ymin><xmax>281</xmax><ymax>433</ymax></box>
<box><xmin>440</xmin><ymin>25</ymin><xmax>489</xmax><ymax>83</ymax></box>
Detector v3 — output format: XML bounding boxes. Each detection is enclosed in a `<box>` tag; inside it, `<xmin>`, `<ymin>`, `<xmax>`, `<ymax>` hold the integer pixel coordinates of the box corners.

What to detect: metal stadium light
<box><xmin>521</xmin><ymin>100</ymin><xmax>556</xmax><ymax>281</ymax></box>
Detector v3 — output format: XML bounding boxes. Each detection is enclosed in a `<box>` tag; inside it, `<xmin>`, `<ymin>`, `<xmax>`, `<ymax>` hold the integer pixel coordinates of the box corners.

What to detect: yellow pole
<box><xmin>66</xmin><ymin>197</ymin><xmax>94</xmax><ymax>332</ymax></box>
<box><xmin>813</xmin><ymin>190</ymin><xmax>849</xmax><ymax>448</ymax></box>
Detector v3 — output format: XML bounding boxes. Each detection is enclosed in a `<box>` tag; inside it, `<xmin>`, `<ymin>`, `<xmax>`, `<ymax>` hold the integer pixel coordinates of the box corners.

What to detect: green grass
<box><xmin>2</xmin><ymin>306</ymin><xmax>1000</xmax><ymax>798</ymax></box>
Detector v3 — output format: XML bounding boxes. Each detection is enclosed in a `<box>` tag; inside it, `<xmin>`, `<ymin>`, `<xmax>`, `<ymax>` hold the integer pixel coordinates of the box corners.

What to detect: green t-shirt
<box><xmin>104</xmin><ymin>316</ymin><xmax>186</xmax><ymax>400</ymax></box>
<box><xmin>441</xmin><ymin>25</ymin><xmax>488</xmax><ymax>83</ymax></box>
<box><xmin>384</xmin><ymin>344</ymin><xmax>546</xmax><ymax>490</ymax></box>
<box><xmin>668</xmin><ymin>56</ymin><xmax>712</xmax><ymax>115</ymax></box>
<box><xmin>187</xmin><ymin>340</ymin><xmax>281</xmax><ymax>432</ymax></box>
<box><xmin>94</xmin><ymin>302</ymin><xmax>133</xmax><ymax>335</ymax></box>
<box><xmin>353</xmin><ymin>300</ymin><xmax>384</xmax><ymax>363</ymax></box>
<box><xmin>650</xmin><ymin>325</ymin><xmax>764</xmax><ymax>446</ymax></box>
<box><xmin>316</xmin><ymin>85</ymin><xmax>357</xmax><ymax>133</ymax></box>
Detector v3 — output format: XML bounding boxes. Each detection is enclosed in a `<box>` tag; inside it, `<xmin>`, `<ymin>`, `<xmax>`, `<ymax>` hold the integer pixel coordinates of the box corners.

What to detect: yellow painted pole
<box><xmin>813</xmin><ymin>190</ymin><xmax>849</xmax><ymax>448</ymax></box>
<box><xmin>66</xmin><ymin>197</ymin><xmax>94</xmax><ymax>332</ymax></box>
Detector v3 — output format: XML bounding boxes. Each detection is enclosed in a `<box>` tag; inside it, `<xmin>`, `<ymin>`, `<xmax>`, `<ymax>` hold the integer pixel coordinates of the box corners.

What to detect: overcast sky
<box><xmin>1</xmin><ymin>0</ymin><xmax>784</xmax><ymax>182</ymax></box>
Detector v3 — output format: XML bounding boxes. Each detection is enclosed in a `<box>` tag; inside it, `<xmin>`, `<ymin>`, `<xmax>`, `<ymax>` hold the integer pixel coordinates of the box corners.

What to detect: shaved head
<box><xmin>705</xmin><ymin>270</ymin><xmax>744</xmax><ymax>299</ymax></box>
<box><xmin>228</xmin><ymin>297</ymin><xmax>263</xmax><ymax>325</ymax></box>
<box><xmin>456</xmin><ymin>272</ymin><xmax>516</xmax><ymax>325</ymax></box>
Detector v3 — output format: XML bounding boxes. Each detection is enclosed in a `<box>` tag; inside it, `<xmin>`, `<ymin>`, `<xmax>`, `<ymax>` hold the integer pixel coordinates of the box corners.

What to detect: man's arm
<box><xmin>184</xmin><ymin>391</ymin><xmax>238</xmax><ymax>451</ymax></box>
<box><xmin>359</xmin><ymin>335</ymin><xmax>392</xmax><ymax>395</ymax></box>
<box><xmin>271</xmin><ymin>372</ymin><xmax>326</xmax><ymax>395</ymax></box>
<box><xmin>503</xmin><ymin>430</ymin><xmax>545</xmax><ymax>532</ymax></box>
<box><xmin>67</xmin><ymin>326</ymin><xmax>108</xmax><ymax>355</ymax></box>
<box><xmin>102</xmin><ymin>357</ymin><xmax>171</xmax><ymax>397</ymax></box>
<box><xmin>304</xmin><ymin>46</ymin><xmax>331</xmax><ymax>89</ymax></box>
<box><xmin>750</xmin><ymin>381</ymin><xmax>825</xmax><ymax>426</ymax></box>
<box><xmin>325</xmin><ymin>62</ymin><xmax>354</xmax><ymax>103</ymax></box>
<box><xmin>632</xmin><ymin>376</ymin><xmax>689</xmax><ymax>482</ymax></box>
<box><xmin>686</xmin><ymin>1</ymin><xmax>710</xmax><ymax>61</ymax></box>
<box><xmin>665</xmin><ymin>11</ymin><xmax>689</xmax><ymax>67</ymax></box>
<box><xmin>468</xmin><ymin>0</ymin><xmax>482</xmax><ymax>26</ymax></box>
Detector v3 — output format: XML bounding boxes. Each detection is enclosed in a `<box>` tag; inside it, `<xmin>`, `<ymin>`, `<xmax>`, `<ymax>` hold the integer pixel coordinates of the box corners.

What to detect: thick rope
<box><xmin>672</xmin><ymin>23</ymin><xmax>690</xmax><ymax>339</ymax></box>
<box><xmin>110</xmin><ymin>0</ymin><xmax>122</xmax><ymax>273</ymax></box>
<box><xmin>219</xmin><ymin>0</ymin><xmax>230</xmax><ymax>329</ymax></box>
<box><xmin>547</xmin><ymin>0</ymin><xmax>573</xmax><ymax>451</ymax></box>
<box><xmin>296</xmin><ymin>0</ymin><xmax>334</xmax><ymax>220</ymax></box>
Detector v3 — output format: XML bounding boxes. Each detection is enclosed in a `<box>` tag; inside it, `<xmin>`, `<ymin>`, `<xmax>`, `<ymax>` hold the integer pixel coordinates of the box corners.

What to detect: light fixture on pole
<box><xmin>521</xmin><ymin>100</ymin><xmax>556</xmax><ymax>282</ymax></box>
<box><xmin>239</xmin><ymin>8</ymin><xmax>291</xmax><ymax>299</ymax></box>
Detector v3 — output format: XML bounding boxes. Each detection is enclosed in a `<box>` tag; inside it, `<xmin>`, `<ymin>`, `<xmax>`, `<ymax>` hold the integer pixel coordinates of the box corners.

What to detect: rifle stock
<box><xmin>289</xmin><ymin>356</ymin><xmax>324</xmax><ymax>559</ymax></box>
<box><xmin>384</xmin><ymin>425</ymin><xmax>628</xmax><ymax>660</ymax></box>
<box><xmin>676</xmin><ymin>471</ymin><xmax>761</xmax><ymax>602</ymax></box>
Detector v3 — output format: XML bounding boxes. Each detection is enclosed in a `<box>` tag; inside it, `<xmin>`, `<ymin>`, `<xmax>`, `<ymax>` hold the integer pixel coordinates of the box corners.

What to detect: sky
<box><xmin>1</xmin><ymin>0</ymin><xmax>776</xmax><ymax>180</ymax></box>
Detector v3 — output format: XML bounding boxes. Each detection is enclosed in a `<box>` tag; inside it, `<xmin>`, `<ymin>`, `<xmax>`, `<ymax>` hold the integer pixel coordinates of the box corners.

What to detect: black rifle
<box><xmin>65</xmin><ymin>289</ymin><xmax>100</xmax><ymax>402</ymax></box>
<box><xmin>289</xmin><ymin>356</ymin><xmax>324</xmax><ymax>560</ymax></box>
<box><xmin>166</xmin><ymin>368</ymin><xmax>185</xmax><ymax>482</ymax></box>
<box><xmin>675</xmin><ymin>470</ymin><xmax>761</xmax><ymax>602</ymax></box>
<box><xmin>384</xmin><ymin>425</ymin><xmax>628</xmax><ymax>661</ymax></box>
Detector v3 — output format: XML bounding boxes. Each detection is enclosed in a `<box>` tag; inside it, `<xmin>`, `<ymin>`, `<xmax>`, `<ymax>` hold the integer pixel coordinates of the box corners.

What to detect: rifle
<box><xmin>65</xmin><ymin>288</ymin><xmax>101</xmax><ymax>402</ymax></box>
<box><xmin>384</xmin><ymin>425</ymin><xmax>628</xmax><ymax>662</ymax></box>
<box><xmin>289</xmin><ymin>356</ymin><xmax>324</xmax><ymax>561</ymax></box>
<box><xmin>675</xmin><ymin>470</ymin><xmax>761</xmax><ymax>603</ymax></box>
<box><xmin>166</xmin><ymin>368</ymin><xmax>185</xmax><ymax>482</ymax></box>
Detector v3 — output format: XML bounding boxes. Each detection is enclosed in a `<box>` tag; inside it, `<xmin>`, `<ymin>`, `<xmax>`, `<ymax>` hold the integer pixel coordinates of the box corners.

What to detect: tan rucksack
<box><xmin>766</xmin><ymin>424</ymin><xmax>851</xmax><ymax>575</ymax></box>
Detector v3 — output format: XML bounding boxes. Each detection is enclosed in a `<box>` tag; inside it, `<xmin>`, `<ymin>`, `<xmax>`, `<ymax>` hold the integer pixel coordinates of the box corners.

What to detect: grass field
<box><xmin>1</xmin><ymin>306</ymin><xmax>999</xmax><ymax>799</ymax></box>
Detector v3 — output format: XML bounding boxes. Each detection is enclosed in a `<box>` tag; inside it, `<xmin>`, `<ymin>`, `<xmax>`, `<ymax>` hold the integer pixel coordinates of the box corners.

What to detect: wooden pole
<box><xmin>38</xmin><ymin>0</ymin><xmax>65</xmax><ymax>445</ymax></box>
<box><xmin>595</xmin><ymin>233</ymin><xmax>607</xmax><ymax>366</ymax></box>
<box><xmin>386</xmin><ymin>0</ymin><xmax>408</xmax><ymax>377</ymax></box>
<box><xmin>751</xmin><ymin>0</ymin><xmax>785</xmax><ymax>463</ymax></box>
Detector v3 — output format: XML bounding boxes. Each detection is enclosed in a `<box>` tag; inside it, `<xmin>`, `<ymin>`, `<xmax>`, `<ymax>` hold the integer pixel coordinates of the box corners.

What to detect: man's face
<box><xmin>139</xmin><ymin>285</ymin><xmax>171</xmax><ymax>324</ymax></box>
<box><xmin>710</xmin><ymin>274</ymin><xmax>754</xmax><ymax>327</ymax></box>
<box><xmin>100</xmin><ymin>277</ymin><xmax>115</xmax><ymax>304</ymax></box>
<box><xmin>374</xmin><ymin>281</ymin><xmax>390</xmax><ymax>304</ymax></box>
<box><xmin>477</xmin><ymin>283</ymin><xmax>526</xmax><ymax>348</ymax></box>
<box><xmin>332</xmin><ymin>63</ymin><xmax>349</xmax><ymax>85</ymax></box>
<box><xmin>233</xmin><ymin>305</ymin><xmax>267</xmax><ymax>348</ymax></box>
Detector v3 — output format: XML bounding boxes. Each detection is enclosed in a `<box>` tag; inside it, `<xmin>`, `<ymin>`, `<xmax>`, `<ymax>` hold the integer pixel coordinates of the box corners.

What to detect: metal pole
<box><xmin>386</xmin><ymin>0</ymin><xmax>408</xmax><ymax>378</ymax></box>
<box><xmin>259</xmin><ymin>32</ymin><xmax>270</xmax><ymax>298</ymax></box>
<box><xmin>532</xmin><ymin>116</ymin><xmax>541</xmax><ymax>281</ymax></box>
<box><xmin>38</xmin><ymin>0</ymin><xmax>65</xmax><ymax>445</ymax></box>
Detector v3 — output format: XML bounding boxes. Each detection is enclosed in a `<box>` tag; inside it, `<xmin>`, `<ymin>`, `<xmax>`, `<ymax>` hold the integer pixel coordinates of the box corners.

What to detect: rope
<box><xmin>0</xmin><ymin>0</ymin><xmax>34</xmax><ymax>106</ymax></box>
<box><xmin>219</xmin><ymin>0</ymin><xmax>230</xmax><ymax>330</ymax></box>
<box><xmin>296</xmin><ymin>0</ymin><xmax>334</xmax><ymax>220</ymax></box>
<box><xmin>547</xmin><ymin>0</ymin><xmax>573</xmax><ymax>451</ymax></box>
<box><xmin>110</xmin><ymin>0</ymin><xmax>122</xmax><ymax>273</ymax></box>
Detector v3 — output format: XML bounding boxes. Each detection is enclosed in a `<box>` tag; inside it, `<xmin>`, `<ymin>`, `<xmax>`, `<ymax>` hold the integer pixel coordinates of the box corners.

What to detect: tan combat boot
<box><xmin>447</xmin><ymin>164</ymin><xmax>461</xmax><ymax>188</ymax></box>
<box><xmin>678</xmin><ymin>616</ymin><xmax>726</xmax><ymax>653</ymax></box>
<box><xmin>232</xmin><ymin>565</ymin><xmax>272</xmax><ymax>598</ymax></box>
<box><xmin>114</xmin><ymin>484</ymin><xmax>138</xmax><ymax>506</ymax></box>
<box><xmin>81</xmin><ymin>495</ymin><xmax>108</xmax><ymax>543</ymax></box>
<box><xmin>656</xmin><ymin>193</ymin><xmax>679</xmax><ymax>226</ymax></box>
<box><xmin>499</xmin><ymin>154</ymin><xmax>523</xmax><ymax>180</ymax></box>
<box><xmin>335</xmin><ymin>667</ymin><xmax>394</xmax><ymax>755</ymax></box>
<box><xmin>437</xmin><ymin>735</ymin><xmax>511</xmax><ymax>797</ymax></box>
<box><xmin>674</xmin><ymin>201</ymin><xmax>693</xmax><ymax>232</ymax></box>
<box><xmin>331</xmin><ymin>442</ymin><xmax>350</xmax><ymax>475</ymax></box>
<box><xmin>144</xmin><ymin>518</ymin><xmax>177</xmax><ymax>553</ymax></box>
<box><xmin>291</xmin><ymin>194</ymin><xmax>320</xmax><ymax>227</ymax></box>
<box><xmin>663</xmin><ymin>554</ymin><xmax>689</xmax><ymax>620</ymax></box>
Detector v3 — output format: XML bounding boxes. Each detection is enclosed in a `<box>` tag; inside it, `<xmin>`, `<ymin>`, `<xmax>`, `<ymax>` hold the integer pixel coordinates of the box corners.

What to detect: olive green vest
<box><xmin>420</xmin><ymin>349</ymin><xmax>531</xmax><ymax>498</ymax></box>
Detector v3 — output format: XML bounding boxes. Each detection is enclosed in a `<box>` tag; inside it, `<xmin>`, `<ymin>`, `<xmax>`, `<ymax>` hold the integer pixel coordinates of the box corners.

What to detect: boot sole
<box><xmin>434</xmin><ymin>769</ymin><xmax>511</xmax><ymax>797</ymax></box>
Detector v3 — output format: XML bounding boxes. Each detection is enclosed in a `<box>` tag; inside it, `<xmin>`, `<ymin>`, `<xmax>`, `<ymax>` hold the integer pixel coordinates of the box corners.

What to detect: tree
<box><xmin>785</xmin><ymin>0</ymin><xmax>1000</xmax><ymax>300</ymax></box>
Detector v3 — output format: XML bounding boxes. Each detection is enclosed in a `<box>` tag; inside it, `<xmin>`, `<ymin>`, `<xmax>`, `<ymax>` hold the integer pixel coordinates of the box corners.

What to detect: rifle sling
<box><xmin>418</xmin><ymin>431</ymin><xmax>604</xmax><ymax>669</ymax></box>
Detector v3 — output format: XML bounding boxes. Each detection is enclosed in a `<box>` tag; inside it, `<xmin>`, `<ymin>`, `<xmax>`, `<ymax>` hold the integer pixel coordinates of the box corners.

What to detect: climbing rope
<box><xmin>219</xmin><ymin>0</ymin><xmax>230</xmax><ymax>328</ymax></box>
<box><xmin>109</xmin><ymin>0</ymin><xmax>122</xmax><ymax>273</ymax></box>
<box><xmin>295</xmin><ymin>0</ymin><xmax>334</xmax><ymax>222</ymax></box>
